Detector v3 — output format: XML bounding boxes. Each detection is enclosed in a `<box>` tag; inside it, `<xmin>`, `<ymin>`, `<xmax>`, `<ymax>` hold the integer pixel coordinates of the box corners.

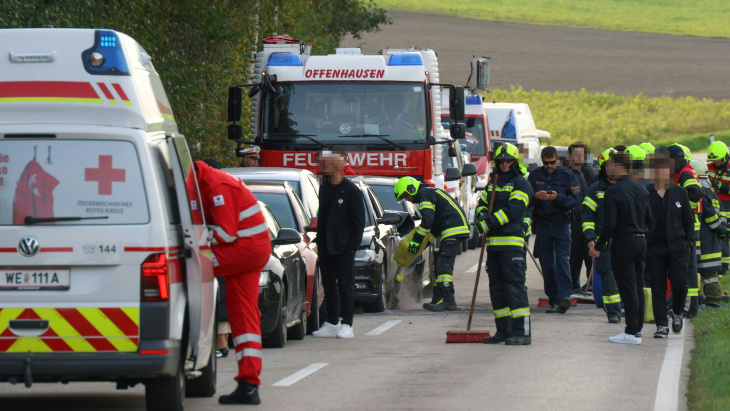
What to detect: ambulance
<box><xmin>0</xmin><ymin>29</ymin><xmax>217</xmax><ymax>411</ymax></box>
<box><xmin>484</xmin><ymin>102</ymin><xmax>551</xmax><ymax>171</ymax></box>
<box><xmin>228</xmin><ymin>35</ymin><xmax>473</xmax><ymax>190</ymax></box>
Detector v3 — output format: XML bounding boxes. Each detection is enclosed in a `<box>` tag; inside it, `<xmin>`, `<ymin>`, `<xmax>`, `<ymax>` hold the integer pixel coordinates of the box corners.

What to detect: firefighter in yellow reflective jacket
<box><xmin>394</xmin><ymin>176</ymin><xmax>470</xmax><ymax>311</ymax></box>
<box><xmin>475</xmin><ymin>143</ymin><xmax>535</xmax><ymax>345</ymax></box>
<box><xmin>706</xmin><ymin>141</ymin><xmax>730</xmax><ymax>274</ymax></box>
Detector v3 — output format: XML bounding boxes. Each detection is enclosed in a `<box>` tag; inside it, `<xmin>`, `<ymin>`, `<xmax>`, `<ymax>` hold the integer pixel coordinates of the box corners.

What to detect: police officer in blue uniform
<box><xmin>528</xmin><ymin>146</ymin><xmax>582</xmax><ymax>313</ymax></box>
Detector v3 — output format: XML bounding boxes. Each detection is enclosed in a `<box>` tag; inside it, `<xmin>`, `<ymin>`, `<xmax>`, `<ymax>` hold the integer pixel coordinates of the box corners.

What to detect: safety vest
<box><xmin>698</xmin><ymin>188</ymin><xmax>726</xmax><ymax>273</ymax></box>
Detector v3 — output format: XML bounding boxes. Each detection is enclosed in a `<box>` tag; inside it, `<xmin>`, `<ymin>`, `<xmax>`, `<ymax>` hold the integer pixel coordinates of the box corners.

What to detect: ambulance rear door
<box><xmin>167</xmin><ymin>135</ymin><xmax>215</xmax><ymax>369</ymax></box>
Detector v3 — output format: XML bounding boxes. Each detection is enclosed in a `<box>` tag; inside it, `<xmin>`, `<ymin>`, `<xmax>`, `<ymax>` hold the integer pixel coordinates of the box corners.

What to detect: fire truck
<box><xmin>227</xmin><ymin>35</ymin><xmax>476</xmax><ymax>189</ymax></box>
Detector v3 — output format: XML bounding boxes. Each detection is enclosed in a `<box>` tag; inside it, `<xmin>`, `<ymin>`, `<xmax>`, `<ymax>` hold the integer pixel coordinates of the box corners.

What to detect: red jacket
<box><xmin>707</xmin><ymin>162</ymin><xmax>730</xmax><ymax>202</ymax></box>
<box><xmin>194</xmin><ymin>161</ymin><xmax>271</xmax><ymax>275</ymax></box>
<box><xmin>13</xmin><ymin>160</ymin><xmax>59</xmax><ymax>224</ymax></box>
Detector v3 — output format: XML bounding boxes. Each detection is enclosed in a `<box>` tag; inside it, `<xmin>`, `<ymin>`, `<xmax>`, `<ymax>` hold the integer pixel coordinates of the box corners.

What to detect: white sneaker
<box><xmin>608</xmin><ymin>332</ymin><xmax>642</xmax><ymax>345</ymax></box>
<box><xmin>312</xmin><ymin>321</ymin><xmax>341</xmax><ymax>337</ymax></box>
<box><xmin>336</xmin><ymin>324</ymin><xmax>354</xmax><ymax>339</ymax></box>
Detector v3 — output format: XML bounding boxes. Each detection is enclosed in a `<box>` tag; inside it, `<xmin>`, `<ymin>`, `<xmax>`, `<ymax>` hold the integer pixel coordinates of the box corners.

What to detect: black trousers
<box><xmin>486</xmin><ymin>248</ymin><xmax>530</xmax><ymax>336</ymax></box>
<box><xmin>320</xmin><ymin>247</ymin><xmax>355</xmax><ymax>326</ymax></box>
<box><xmin>570</xmin><ymin>219</ymin><xmax>592</xmax><ymax>289</ymax></box>
<box><xmin>611</xmin><ymin>236</ymin><xmax>647</xmax><ymax>336</ymax></box>
<box><xmin>646</xmin><ymin>244</ymin><xmax>688</xmax><ymax>327</ymax></box>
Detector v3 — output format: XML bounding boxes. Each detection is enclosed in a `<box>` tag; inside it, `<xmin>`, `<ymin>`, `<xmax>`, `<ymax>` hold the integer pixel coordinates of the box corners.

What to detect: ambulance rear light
<box><xmin>267</xmin><ymin>53</ymin><xmax>303</xmax><ymax>66</ymax></box>
<box><xmin>141</xmin><ymin>253</ymin><xmax>170</xmax><ymax>302</ymax></box>
<box><xmin>388</xmin><ymin>53</ymin><xmax>423</xmax><ymax>66</ymax></box>
<box><xmin>82</xmin><ymin>30</ymin><xmax>130</xmax><ymax>76</ymax></box>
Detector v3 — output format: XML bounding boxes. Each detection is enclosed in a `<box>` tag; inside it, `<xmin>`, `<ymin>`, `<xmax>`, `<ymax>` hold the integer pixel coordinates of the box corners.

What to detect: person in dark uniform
<box><xmin>475</xmin><ymin>143</ymin><xmax>534</xmax><ymax>345</ymax></box>
<box><xmin>581</xmin><ymin>148</ymin><xmax>623</xmax><ymax>323</ymax></box>
<box><xmin>567</xmin><ymin>143</ymin><xmax>593</xmax><ymax>293</ymax></box>
<box><xmin>528</xmin><ymin>146</ymin><xmax>581</xmax><ymax>314</ymax></box>
<box><xmin>645</xmin><ymin>153</ymin><xmax>694</xmax><ymax>338</ymax></box>
<box><xmin>394</xmin><ymin>175</ymin><xmax>470</xmax><ymax>311</ymax></box>
<box><xmin>238</xmin><ymin>146</ymin><xmax>261</xmax><ymax>167</ymax></box>
<box><xmin>589</xmin><ymin>151</ymin><xmax>651</xmax><ymax>345</ymax></box>
<box><xmin>311</xmin><ymin>148</ymin><xmax>366</xmax><ymax>339</ymax></box>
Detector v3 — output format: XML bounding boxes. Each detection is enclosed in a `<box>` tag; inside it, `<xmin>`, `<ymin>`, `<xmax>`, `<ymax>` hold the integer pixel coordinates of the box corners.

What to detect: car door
<box><xmin>167</xmin><ymin>136</ymin><xmax>215</xmax><ymax>368</ymax></box>
<box><xmin>262</xmin><ymin>204</ymin><xmax>300</xmax><ymax>320</ymax></box>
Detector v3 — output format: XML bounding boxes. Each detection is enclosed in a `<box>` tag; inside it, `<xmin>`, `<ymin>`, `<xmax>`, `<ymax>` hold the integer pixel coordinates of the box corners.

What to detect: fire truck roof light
<box><xmin>388</xmin><ymin>53</ymin><xmax>423</xmax><ymax>66</ymax></box>
<box><xmin>466</xmin><ymin>95</ymin><xmax>482</xmax><ymax>105</ymax></box>
<box><xmin>267</xmin><ymin>52</ymin><xmax>303</xmax><ymax>66</ymax></box>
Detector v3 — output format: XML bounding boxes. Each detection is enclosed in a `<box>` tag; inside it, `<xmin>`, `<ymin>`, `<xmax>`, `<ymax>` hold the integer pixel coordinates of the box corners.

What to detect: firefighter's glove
<box><xmin>408</xmin><ymin>241</ymin><xmax>421</xmax><ymax>255</ymax></box>
<box><xmin>474</xmin><ymin>219</ymin><xmax>489</xmax><ymax>235</ymax></box>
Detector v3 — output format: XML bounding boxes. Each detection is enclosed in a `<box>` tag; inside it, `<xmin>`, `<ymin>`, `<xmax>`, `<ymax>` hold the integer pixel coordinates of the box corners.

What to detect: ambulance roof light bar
<box><xmin>389</xmin><ymin>52</ymin><xmax>423</xmax><ymax>66</ymax></box>
<box><xmin>267</xmin><ymin>52</ymin><xmax>302</xmax><ymax>66</ymax></box>
<box><xmin>81</xmin><ymin>29</ymin><xmax>130</xmax><ymax>76</ymax></box>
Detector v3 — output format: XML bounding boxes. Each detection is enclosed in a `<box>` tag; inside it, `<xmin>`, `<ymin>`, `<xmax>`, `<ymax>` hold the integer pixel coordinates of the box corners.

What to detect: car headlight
<box><xmin>354</xmin><ymin>249</ymin><xmax>375</xmax><ymax>262</ymax></box>
<box><xmin>259</xmin><ymin>270</ymin><xmax>270</xmax><ymax>287</ymax></box>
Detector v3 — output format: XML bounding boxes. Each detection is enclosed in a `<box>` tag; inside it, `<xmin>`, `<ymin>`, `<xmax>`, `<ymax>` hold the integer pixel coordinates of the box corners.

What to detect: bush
<box><xmin>0</xmin><ymin>0</ymin><xmax>389</xmax><ymax>166</ymax></box>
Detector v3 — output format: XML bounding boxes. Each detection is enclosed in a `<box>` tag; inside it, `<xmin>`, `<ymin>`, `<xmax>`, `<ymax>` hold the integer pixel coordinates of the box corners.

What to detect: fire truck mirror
<box><xmin>228</xmin><ymin>124</ymin><xmax>242</xmax><ymax>141</ymax></box>
<box><xmin>227</xmin><ymin>86</ymin><xmax>242</xmax><ymax>122</ymax></box>
<box><xmin>450</xmin><ymin>123</ymin><xmax>466</xmax><ymax>140</ymax></box>
<box><xmin>462</xmin><ymin>163</ymin><xmax>478</xmax><ymax>177</ymax></box>
<box><xmin>450</xmin><ymin>86</ymin><xmax>465</xmax><ymax>122</ymax></box>
<box><xmin>444</xmin><ymin>167</ymin><xmax>462</xmax><ymax>182</ymax></box>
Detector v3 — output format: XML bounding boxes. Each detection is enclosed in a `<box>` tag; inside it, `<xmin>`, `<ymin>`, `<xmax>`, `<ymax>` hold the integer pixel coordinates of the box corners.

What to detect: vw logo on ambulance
<box><xmin>18</xmin><ymin>236</ymin><xmax>40</xmax><ymax>257</ymax></box>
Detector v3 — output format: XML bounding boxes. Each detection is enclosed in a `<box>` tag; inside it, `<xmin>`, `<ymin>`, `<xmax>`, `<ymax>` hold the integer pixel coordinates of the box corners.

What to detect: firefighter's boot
<box><xmin>702</xmin><ymin>273</ymin><xmax>723</xmax><ymax>304</ymax></box>
<box><xmin>505</xmin><ymin>316</ymin><xmax>532</xmax><ymax>345</ymax></box>
<box><xmin>423</xmin><ymin>283</ymin><xmax>442</xmax><ymax>310</ymax></box>
<box><xmin>428</xmin><ymin>283</ymin><xmax>457</xmax><ymax>311</ymax></box>
<box><xmin>483</xmin><ymin>316</ymin><xmax>512</xmax><ymax>344</ymax></box>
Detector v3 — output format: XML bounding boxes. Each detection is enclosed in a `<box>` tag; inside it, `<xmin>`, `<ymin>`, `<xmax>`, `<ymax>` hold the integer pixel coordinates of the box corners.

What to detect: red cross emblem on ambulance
<box><xmin>85</xmin><ymin>155</ymin><xmax>126</xmax><ymax>195</ymax></box>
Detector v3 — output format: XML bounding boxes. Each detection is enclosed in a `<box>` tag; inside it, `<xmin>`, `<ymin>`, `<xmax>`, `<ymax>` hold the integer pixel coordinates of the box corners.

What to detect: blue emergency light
<box><xmin>267</xmin><ymin>52</ymin><xmax>302</xmax><ymax>66</ymax></box>
<box><xmin>82</xmin><ymin>30</ymin><xmax>129</xmax><ymax>76</ymax></box>
<box><xmin>388</xmin><ymin>53</ymin><xmax>423</xmax><ymax>66</ymax></box>
<box><xmin>466</xmin><ymin>95</ymin><xmax>481</xmax><ymax>105</ymax></box>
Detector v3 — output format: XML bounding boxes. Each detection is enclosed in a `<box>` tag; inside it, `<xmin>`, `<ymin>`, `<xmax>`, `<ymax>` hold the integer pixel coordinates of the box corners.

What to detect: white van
<box><xmin>0</xmin><ymin>29</ymin><xmax>217</xmax><ymax>411</ymax></box>
<box><xmin>484</xmin><ymin>102</ymin><xmax>551</xmax><ymax>171</ymax></box>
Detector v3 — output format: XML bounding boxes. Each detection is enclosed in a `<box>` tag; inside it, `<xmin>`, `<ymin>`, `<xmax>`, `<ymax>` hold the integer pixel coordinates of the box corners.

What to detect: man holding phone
<box><xmin>528</xmin><ymin>146</ymin><xmax>582</xmax><ymax>314</ymax></box>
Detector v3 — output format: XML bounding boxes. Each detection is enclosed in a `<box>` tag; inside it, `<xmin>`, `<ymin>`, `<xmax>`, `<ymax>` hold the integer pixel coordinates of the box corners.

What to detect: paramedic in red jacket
<box><xmin>193</xmin><ymin>161</ymin><xmax>271</xmax><ymax>405</ymax></box>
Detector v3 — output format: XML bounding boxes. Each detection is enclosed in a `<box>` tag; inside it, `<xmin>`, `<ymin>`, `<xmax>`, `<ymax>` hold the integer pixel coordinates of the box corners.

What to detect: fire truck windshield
<box><xmin>261</xmin><ymin>82</ymin><xmax>428</xmax><ymax>146</ymax></box>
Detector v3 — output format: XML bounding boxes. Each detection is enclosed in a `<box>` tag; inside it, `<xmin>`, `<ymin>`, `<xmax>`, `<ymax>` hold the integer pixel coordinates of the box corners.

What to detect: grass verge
<box><xmin>688</xmin><ymin>275</ymin><xmax>730</xmax><ymax>410</ymax></box>
<box><xmin>485</xmin><ymin>87</ymin><xmax>730</xmax><ymax>151</ymax></box>
<box><xmin>377</xmin><ymin>0</ymin><xmax>730</xmax><ymax>38</ymax></box>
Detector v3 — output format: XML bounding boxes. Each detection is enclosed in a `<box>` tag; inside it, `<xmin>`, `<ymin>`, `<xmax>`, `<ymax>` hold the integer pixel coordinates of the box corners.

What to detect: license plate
<box><xmin>1</xmin><ymin>269</ymin><xmax>70</xmax><ymax>290</ymax></box>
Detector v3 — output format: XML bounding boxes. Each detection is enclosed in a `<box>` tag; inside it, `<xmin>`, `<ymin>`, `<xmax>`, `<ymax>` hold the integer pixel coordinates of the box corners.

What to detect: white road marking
<box><xmin>466</xmin><ymin>263</ymin><xmax>479</xmax><ymax>273</ymax></box>
<box><xmin>272</xmin><ymin>363</ymin><xmax>328</xmax><ymax>387</ymax></box>
<box><xmin>365</xmin><ymin>320</ymin><xmax>401</xmax><ymax>336</ymax></box>
<box><xmin>653</xmin><ymin>333</ymin><xmax>685</xmax><ymax>411</ymax></box>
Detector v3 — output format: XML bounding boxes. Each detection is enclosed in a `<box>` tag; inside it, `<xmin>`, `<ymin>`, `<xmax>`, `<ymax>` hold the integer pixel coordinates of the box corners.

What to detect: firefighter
<box><xmin>394</xmin><ymin>176</ymin><xmax>470</xmax><ymax>311</ymax></box>
<box><xmin>527</xmin><ymin>146</ymin><xmax>582</xmax><ymax>314</ymax></box>
<box><xmin>238</xmin><ymin>146</ymin><xmax>261</xmax><ymax>167</ymax></box>
<box><xmin>475</xmin><ymin>143</ymin><xmax>534</xmax><ymax>345</ymax></box>
<box><xmin>691</xmin><ymin>159</ymin><xmax>728</xmax><ymax>308</ymax></box>
<box><xmin>639</xmin><ymin>142</ymin><xmax>656</xmax><ymax>154</ymax></box>
<box><xmin>706</xmin><ymin>141</ymin><xmax>730</xmax><ymax>275</ymax></box>
<box><xmin>667</xmin><ymin>144</ymin><xmax>703</xmax><ymax>317</ymax></box>
<box><xmin>193</xmin><ymin>161</ymin><xmax>271</xmax><ymax>405</ymax></box>
<box><xmin>581</xmin><ymin>148</ymin><xmax>623</xmax><ymax>323</ymax></box>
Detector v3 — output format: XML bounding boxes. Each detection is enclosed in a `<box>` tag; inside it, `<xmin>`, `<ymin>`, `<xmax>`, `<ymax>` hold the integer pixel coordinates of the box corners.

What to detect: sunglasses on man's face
<box><xmin>543</xmin><ymin>160</ymin><xmax>557</xmax><ymax>165</ymax></box>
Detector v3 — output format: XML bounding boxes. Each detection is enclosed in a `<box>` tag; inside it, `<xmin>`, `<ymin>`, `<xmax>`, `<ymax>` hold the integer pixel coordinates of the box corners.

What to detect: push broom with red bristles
<box><xmin>445</xmin><ymin>175</ymin><xmax>497</xmax><ymax>343</ymax></box>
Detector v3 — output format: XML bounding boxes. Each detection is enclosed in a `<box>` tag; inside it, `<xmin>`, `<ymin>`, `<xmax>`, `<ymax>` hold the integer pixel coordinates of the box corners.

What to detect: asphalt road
<box><xmin>2</xmin><ymin>242</ymin><xmax>693</xmax><ymax>410</ymax></box>
<box><xmin>343</xmin><ymin>10</ymin><xmax>730</xmax><ymax>100</ymax></box>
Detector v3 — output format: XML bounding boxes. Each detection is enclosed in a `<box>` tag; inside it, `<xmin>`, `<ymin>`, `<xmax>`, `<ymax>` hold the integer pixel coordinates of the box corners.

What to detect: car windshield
<box><xmin>261</xmin><ymin>81</ymin><xmax>428</xmax><ymax>145</ymax></box>
<box><xmin>252</xmin><ymin>192</ymin><xmax>297</xmax><ymax>230</ymax></box>
<box><xmin>370</xmin><ymin>184</ymin><xmax>406</xmax><ymax>212</ymax></box>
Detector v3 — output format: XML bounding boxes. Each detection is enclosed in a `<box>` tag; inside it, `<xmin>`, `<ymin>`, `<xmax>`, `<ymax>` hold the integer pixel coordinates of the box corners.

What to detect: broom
<box><xmin>445</xmin><ymin>174</ymin><xmax>497</xmax><ymax>343</ymax></box>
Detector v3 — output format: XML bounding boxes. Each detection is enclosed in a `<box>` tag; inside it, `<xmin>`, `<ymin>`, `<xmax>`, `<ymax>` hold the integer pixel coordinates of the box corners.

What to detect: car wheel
<box><xmin>145</xmin><ymin>349</ymin><xmax>185</xmax><ymax>411</ymax></box>
<box><xmin>263</xmin><ymin>281</ymin><xmax>287</xmax><ymax>348</ymax></box>
<box><xmin>468</xmin><ymin>231</ymin><xmax>480</xmax><ymax>250</ymax></box>
<box><xmin>363</xmin><ymin>265</ymin><xmax>386</xmax><ymax>313</ymax></box>
<box><xmin>306</xmin><ymin>270</ymin><xmax>320</xmax><ymax>335</ymax></box>
<box><xmin>288</xmin><ymin>305</ymin><xmax>307</xmax><ymax>340</ymax></box>
<box><xmin>186</xmin><ymin>305</ymin><xmax>217</xmax><ymax>398</ymax></box>
<box><xmin>461</xmin><ymin>238</ymin><xmax>468</xmax><ymax>252</ymax></box>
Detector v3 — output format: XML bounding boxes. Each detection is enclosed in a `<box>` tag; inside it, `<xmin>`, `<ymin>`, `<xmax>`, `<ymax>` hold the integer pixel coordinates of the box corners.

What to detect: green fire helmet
<box><xmin>394</xmin><ymin>176</ymin><xmax>419</xmax><ymax>201</ymax></box>
<box><xmin>625</xmin><ymin>145</ymin><xmax>647</xmax><ymax>161</ymax></box>
<box><xmin>708</xmin><ymin>141</ymin><xmax>729</xmax><ymax>162</ymax></box>
<box><xmin>597</xmin><ymin>148</ymin><xmax>616</xmax><ymax>169</ymax></box>
<box><xmin>639</xmin><ymin>142</ymin><xmax>655</xmax><ymax>154</ymax></box>
<box><xmin>680</xmin><ymin>144</ymin><xmax>692</xmax><ymax>161</ymax></box>
<box><xmin>494</xmin><ymin>142</ymin><xmax>519</xmax><ymax>162</ymax></box>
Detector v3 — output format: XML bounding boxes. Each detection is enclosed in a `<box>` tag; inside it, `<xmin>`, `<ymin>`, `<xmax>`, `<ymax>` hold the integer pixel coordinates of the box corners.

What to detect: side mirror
<box><xmin>377</xmin><ymin>212</ymin><xmax>404</xmax><ymax>225</ymax></box>
<box><xmin>227</xmin><ymin>86</ymin><xmax>242</xmax><ymax>122</ymax></box>
<box><xmin>228</xmin><ymin>124</ymin><xmax>242</xmax><ymax>141</ymax></box>
<box><xmin>450</xmin><ymin>123</ymin><xmax>466</xmax><ymax>140</ymax></box>
<box><xmin>537</xmin><ymin>129</ymin><xmax>551</xmax><ymax>139</ymax></box>
<box><xmin>475</xmin><ymin>181</ymin><xmax>487</xmax><ymax>192</ymax></box>
<box><xmin>305</xmin><ymin>216</ymin><xmax>318</xmax><ymax>232</ymax></box>
<box><xmin>450</xmin><ymin>86</ymin><xmax>465</xmax><ymax>122</ymax></box>
<box><xmin>445</xmin><ymin>167</ymin><xmax>461</xmax><ymax>182</ymax></box>
<box><xmin>462</xmin><ymin>163</ymin><xmax>478</xmax><ymax>177</ymax></box>
<box><xmin>272</xmin><ymin>228</ymin><xmax>302</xmax><ymax>246</ymax></box>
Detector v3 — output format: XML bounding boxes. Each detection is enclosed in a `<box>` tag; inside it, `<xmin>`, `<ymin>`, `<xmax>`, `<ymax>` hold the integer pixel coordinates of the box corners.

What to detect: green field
<box><xmin>377</xmin><ymin>0</ymin><xmax>730</xmax><ymax>38</ymax></box>
<box><xmin>688</xmin><ymin>275</ymin><xmax>730</xmax><ymax>410</ymax></box>
<box><xmin>484</xmin><ymin>87</ymin><xmax>730</xmax><ymax>151</ymax></box>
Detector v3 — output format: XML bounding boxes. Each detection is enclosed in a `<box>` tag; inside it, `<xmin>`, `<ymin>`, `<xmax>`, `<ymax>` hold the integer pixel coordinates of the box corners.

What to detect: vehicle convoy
<box><xmin>0</xmin><ymin>29</ymin><xmax>217</xmax><ymax>411</ymax></box>
<box><xmin>227</xmin><ymin>35</ymin><xmax>474</xmax><ymax>190</ymax></box>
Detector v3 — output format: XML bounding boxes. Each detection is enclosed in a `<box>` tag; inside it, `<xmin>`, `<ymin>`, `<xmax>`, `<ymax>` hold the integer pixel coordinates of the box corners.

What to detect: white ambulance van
<box><xmin>484</xmin><ymin>102</ymin><xmax>551</xmax><ymax>171</ymax></box>
<box><xmin>0</xmin><ymin>28</ymin><xmax>217</xmax><ymax>411</ymax></box>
